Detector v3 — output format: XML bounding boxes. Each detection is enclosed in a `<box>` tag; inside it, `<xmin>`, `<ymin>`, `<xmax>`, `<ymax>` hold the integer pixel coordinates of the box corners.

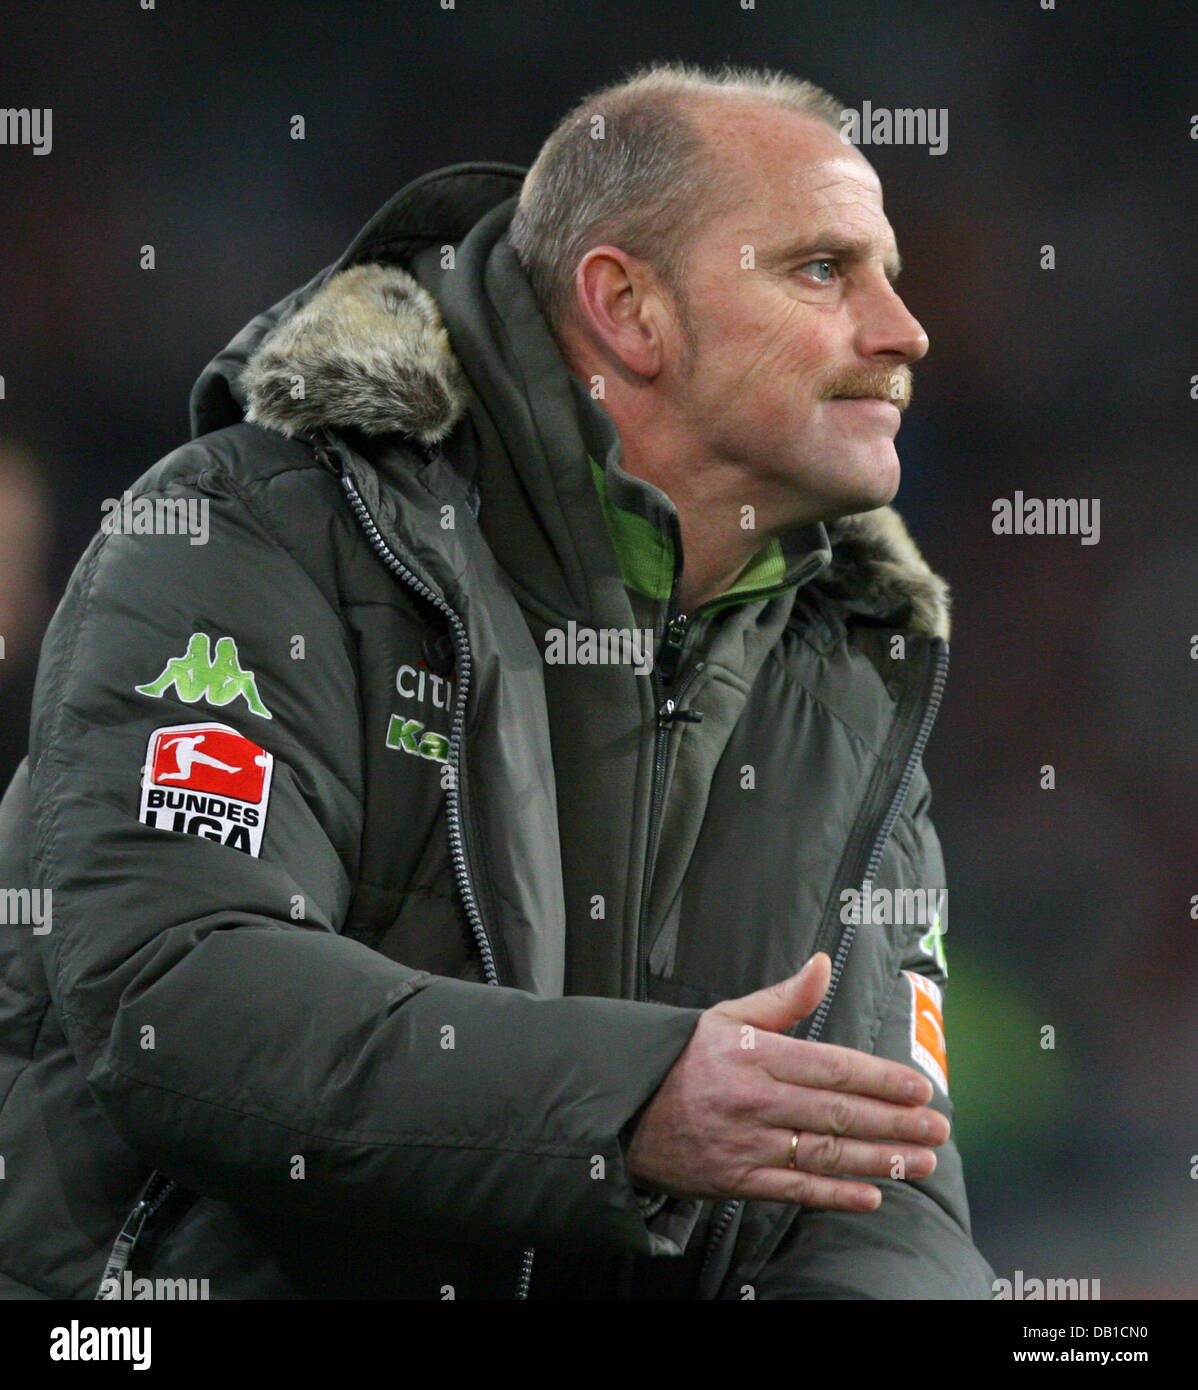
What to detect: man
<box><xmin>0</xmin><ymin>62</ymin><xmax>994</xmax><ymax>1299</ymax></box>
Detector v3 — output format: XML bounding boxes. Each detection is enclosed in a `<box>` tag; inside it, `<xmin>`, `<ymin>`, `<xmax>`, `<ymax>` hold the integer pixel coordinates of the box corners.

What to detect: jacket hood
<box><xmin>194</xmin><ymin>161</ymin><xmax>950</xmax><ymax>643</ymax></box>
<box><xmin>188</xmin><ymin>161</ymin><xmax>526</xmax><ymax>442</ymax></box>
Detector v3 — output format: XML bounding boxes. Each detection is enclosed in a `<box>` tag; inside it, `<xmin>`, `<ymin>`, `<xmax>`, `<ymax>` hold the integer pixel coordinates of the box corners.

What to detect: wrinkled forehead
<box><xmin>691</xmin><ymin>100</ymin><xmax>896</xmax><ymax>265</ymax></box>
<box><xmin>775</xmin><ymin>155</ymin><xmax>893</xmax><ymax>247</ymax></box>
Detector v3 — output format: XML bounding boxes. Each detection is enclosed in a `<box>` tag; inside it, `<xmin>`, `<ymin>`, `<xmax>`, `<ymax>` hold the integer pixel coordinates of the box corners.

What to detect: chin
<box><xmin>823</xmin><ymin>457</ymin><xmax>901</xmax><ymax>520</ymax></box>
<box><xmin>859</xmin><ymin>449</ymin><xmax>902</xmax><ymax>507</ymax></box>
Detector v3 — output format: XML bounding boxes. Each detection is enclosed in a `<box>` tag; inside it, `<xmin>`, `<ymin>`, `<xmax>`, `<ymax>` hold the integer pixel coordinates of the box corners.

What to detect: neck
<box><xmin>623</xmin><ymin>437</ymin><xmax>769</xmax><ymax>612</ymax></box>
<box><xmin>567</xmin><ymin>364</ymin><xmax>786</xmax><ymax>613</ymax></box>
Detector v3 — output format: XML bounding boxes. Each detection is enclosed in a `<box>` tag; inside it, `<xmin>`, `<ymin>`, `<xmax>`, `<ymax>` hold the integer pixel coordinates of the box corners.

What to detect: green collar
<box><xmin>588</xmin><ymin>454</ymin><xmax>823</xmax><ymax>612</ymax></box>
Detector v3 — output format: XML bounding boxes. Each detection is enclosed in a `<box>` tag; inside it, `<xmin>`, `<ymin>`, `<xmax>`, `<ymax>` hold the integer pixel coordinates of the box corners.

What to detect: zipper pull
<box><xmin>657</xmin><ymin>612</ymin><xmax>689</xmax><ymax>685</ymax></box>
<box><xmin>658</xmin><ymin>698</ymin><xmax>704</xmax><ymax>728</ymax></box>
<box><xmin>95</xmin><ymin>1199</ymin><xmax>152</xmax><ymax>1298</ymax></box>
<box><xmin>657</xmin><ymin>655</ymin><xmax>706</xmax><ymax>728</ymax></box>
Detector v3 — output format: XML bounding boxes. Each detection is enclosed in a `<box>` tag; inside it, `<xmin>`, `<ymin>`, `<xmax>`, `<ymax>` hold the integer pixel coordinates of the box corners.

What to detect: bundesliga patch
<box><xmin>138</xmin><ymin>722</ymin><xmax>273</xmax><ymax>857</ymax></box>
<box><xmin>903</xmin><ymin>969</ymin><xmax>949</xmax><ymax>1094</ymax></box>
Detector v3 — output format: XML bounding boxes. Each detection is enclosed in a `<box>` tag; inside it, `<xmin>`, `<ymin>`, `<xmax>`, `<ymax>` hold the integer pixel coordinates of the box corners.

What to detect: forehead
<box><xmin>690</xmin><ymin>96</ymin><xmax>896</xmax><ymax>258</ymax></box>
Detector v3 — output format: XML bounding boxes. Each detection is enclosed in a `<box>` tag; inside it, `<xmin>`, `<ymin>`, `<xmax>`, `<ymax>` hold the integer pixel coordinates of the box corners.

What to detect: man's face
<box><xmin>661</xmin><ymin>100</ymin><xmax>929</xmax><ymax>527</ymax></box>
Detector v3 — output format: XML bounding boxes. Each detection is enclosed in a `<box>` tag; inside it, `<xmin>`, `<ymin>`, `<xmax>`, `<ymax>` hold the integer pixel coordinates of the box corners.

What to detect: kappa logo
<box><xmin>138</xmin><ymin>722</ymin><xmax>274</xmax><ymax>856</ymax></box>
<box><xmin>903</xmin><ymin>970</ymin><xmax>948</xmax><ymax>1094</ymax></box>
<box><xmin>385</xmin><ymin>712</ymin><xmax>450</xmax><ymax>762</ymax></box>
<box><xmin>136</xmin><ymin>633</ymin><xmax>272</xmax><ymax>719</ymax></box>
<box><xmin>917</xmin><ymin>910</ymin><xmax>948</xmax><ymax>976</ymax></box>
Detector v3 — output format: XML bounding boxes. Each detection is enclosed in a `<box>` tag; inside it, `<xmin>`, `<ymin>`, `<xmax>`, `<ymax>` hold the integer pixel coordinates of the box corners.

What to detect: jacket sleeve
<box><xmin>724</xmin><ymin>768</ymin><xmax>996</xmax><ymax>1299</ymax></box>
<box><xmin>28</xmin><ymin>455</ymin><xmax>704</xmax><ymax>1257</ymax></box>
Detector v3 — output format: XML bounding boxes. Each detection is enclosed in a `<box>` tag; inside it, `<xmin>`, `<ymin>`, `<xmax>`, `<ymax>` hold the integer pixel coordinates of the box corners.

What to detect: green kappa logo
<box><xmin>918</xmin><ymin>911</ymin><xmax>948</xmax><ymax>976</ymax></box>
<box><xmin>136</xmin><ymin>633</ymin><xmax>272</xmax><ymax>720</ymax></box>
<box><xmin>385</xmin><ymin>712</ymin><xmax>449</xmax><ymax>762</ymax></box>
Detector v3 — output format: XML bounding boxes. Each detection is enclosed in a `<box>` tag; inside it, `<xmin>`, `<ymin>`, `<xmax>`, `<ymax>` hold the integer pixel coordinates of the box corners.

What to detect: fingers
<box><xmin>757</xmin><ymin>1032</ymin><xmax>935</xmax><ymax>1107</ymax></box>
<box><xmin>783</xmin><ymin>1128</ymin><xmax>939</xmax><ymax>1181</ymax></box>
<box><xmin>738</xmin><ymin>1166</ymin><xmax>884</xmax><ymax>1212</ymax></box>
<box><xmin>760</xmin><ymin>1081</ymin><xmax>950</xmax><ymax>1146</ymax></box>
<box><xmin>729</xmin><ymin>1130</ymin><xmax>938</xmax><ymax>1211</ymax></box>
<box><xmin>715</xmin><ymin>953</ymin><xmax>831</xmax><ymax>1031</ymax></box>
<box><xmin>636</xmin><ymin>964</ymin><xmax>950</xmax><ymax>1211</ymax></box>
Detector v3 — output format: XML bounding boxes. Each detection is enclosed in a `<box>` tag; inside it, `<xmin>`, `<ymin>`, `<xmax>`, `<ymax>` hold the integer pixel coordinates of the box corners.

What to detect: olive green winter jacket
<box><xmin>0</xmin><ymin>161</ymin><xmax>994</xmax><ymax>1299</ymax></box>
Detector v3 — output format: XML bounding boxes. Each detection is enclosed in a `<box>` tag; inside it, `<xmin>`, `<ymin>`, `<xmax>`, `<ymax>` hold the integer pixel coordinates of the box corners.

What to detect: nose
<box><xmin>855</xmin><ymin>274</ymin><xmax>929</xmax><ymax>365</ymax></box>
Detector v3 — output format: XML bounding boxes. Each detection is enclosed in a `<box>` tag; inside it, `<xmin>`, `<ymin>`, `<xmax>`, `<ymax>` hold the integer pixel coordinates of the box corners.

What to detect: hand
<box><xmin>625</xmin><ymin>952</ymin><xmax>949</xmax><ymax>1212</ymax></box>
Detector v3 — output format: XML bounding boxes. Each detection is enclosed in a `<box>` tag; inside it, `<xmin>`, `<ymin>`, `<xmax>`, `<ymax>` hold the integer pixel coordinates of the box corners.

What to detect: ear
<box><xmin>571</xmin><ymin>245</ymin><xmax>670</xmax><ymax>379</ymax></box>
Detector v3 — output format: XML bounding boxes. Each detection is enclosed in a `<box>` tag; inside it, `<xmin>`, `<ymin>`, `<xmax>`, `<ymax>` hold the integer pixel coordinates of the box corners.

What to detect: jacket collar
<box><xmin>240</xmin><ymin>257</ymin><xmax>951</xmax><ymax>642</ymax></box>
<box><xmin>588</xmin><ymin>454</ymin><xmax>830</xmax><ymax>613</ymax></box>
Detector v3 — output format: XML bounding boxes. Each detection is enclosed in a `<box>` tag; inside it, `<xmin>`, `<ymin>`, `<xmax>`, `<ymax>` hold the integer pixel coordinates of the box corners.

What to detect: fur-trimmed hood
<box><xmin>239</xmin><ymin>258</ymin><xmax>950</xmax><ymax>642</ymax></box>
<box><xmin>242</xmin><ymin>264</ymin><xmax>470</xmax><ymax>449</ymax></box>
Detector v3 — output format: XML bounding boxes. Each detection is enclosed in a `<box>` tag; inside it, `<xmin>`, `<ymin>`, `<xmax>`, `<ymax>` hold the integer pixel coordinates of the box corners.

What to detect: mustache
<box><xmin>820</xmin><ymin>365</ymin><xmax>913</xmax><ymax>410</ymax></box>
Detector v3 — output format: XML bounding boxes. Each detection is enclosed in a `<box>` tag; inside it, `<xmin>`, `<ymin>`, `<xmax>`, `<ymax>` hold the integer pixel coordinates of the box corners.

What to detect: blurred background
<box><xmin>2</xmin><ymin>0</ymin><xmax>1195</xmax><ymax>1297</ymax></box>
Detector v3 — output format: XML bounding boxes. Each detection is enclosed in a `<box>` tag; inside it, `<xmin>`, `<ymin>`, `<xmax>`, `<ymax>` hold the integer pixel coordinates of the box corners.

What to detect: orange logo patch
<box><xmin>904</xmin><ymin>970</ymin><xmax>948</xmax><ymax>1094</ymax></box>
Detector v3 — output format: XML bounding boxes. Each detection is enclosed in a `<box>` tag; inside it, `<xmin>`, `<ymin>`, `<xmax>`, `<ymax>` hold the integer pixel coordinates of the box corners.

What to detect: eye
<box><xmin>799</xmin><ymin>258</ymin><xmax>839</xmax><ymax>285</ymax></box>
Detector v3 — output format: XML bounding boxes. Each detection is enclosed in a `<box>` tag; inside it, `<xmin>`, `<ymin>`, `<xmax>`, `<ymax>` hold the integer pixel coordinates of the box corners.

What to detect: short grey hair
<box><xmin>507</xmin><ymin>62</ymin><xmax>844</xmax><ymax>345</ymax></box>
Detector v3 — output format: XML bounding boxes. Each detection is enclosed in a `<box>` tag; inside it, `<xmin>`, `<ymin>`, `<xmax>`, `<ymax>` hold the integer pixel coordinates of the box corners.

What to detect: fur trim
<box><xmin>242</xmin><ymin>263</ymin><xmax>469</xmax><ymax>445</ymax></box>
<box><xmin>819</xmin><ymin>507</ymin><xmax>951</xmax><ymax>642</ymax></box>
<box><xmin>241</xmin><ymin>261</ymin><xmax>949</xmax><ymax>640</ymax></box>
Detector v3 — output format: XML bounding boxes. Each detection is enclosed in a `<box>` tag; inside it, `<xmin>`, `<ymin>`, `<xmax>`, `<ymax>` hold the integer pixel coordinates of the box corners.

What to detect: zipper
<box><xmin>339</xmin><ymin>461</ymin><xmax>537</xmax><ymax>1298</ymax></box>
<box><xmin>657</xmin><ymin>611</ymin><xmax>690</xmax><ymax>686</ymax></box>
<box><xmin>95</xmin><ymin>1170</ymin><xmax>177</xmax><ymax>1298</ymax></box>
<box><xmin>634</xmin><ymin>537</ymin><xmax>827</xmax><ymax>1003</ymax></box>
<box><xmin>637</xmin><ymin>604</ymin><xmax>705</xmax><ymax>1001</ymax></box>
<box><xmin>697</xmin><ymin>640</ymin><xmax>950</xmax><ymax>1290</ymax></box>
<box><xmin>804</xmin><ymin>645</ymin><xmax>948</xmax><ymax>1042</ymax></box>
<box><xmin>340</xmin><ymin>471</ymin><xmax>500</xmax><ymax>986</ymax></box>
